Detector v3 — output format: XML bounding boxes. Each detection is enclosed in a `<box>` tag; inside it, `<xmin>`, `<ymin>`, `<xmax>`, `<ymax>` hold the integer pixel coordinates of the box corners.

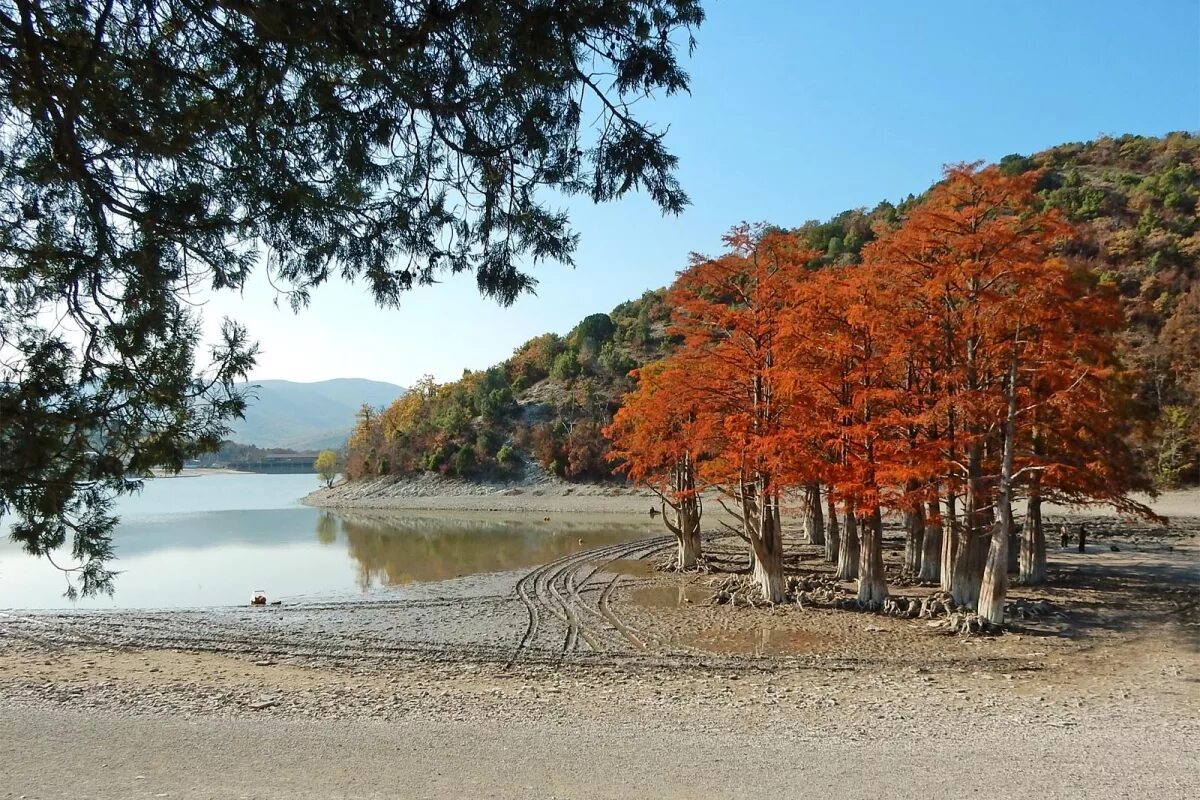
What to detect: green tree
<box><xmin>473</xmin><ymin>367</ymin><xmax>514</xmax><ymax>422</ymax></box>
<box><xmin>570</xmin><ymin>314</ymin><xmax>617</xmax><ymax>349</ymax></box>
<box><xmin>0</xmin><ymin>0</ymin><xmax>703</xmax><ymax>596</ymax></box>
<box><xmin>314</xmin><ymin>450</ymin><xmax>340</xmax><ymax>489</ymax></box>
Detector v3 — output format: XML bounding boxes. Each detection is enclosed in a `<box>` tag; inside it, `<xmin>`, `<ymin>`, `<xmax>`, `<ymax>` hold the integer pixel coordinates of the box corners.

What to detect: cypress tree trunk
<box><xmin>676</xmin><ymin>496</ymin><xmax>702</xmax><ymax>570</ymax></box>
<box><xmin>919</xmin><ymin>497</ymin><xmax>941</xmax><ymax>582</ymax></box>
<box><xmin>940</xmin><ymin>490</ymin><xmax>959</xmax><ymax>593</ymax></box>
<box><xmin>1020</xmin><ymin>490</ymin><xmax>1047</xmax><ymax>584</ymax></box>
<box><xmin>824</xmin><ymin>495</ymin><xmax>840</xmax><ymax>563</ymax></box>
<box><xmin>679</xmin><ymin>524</ymin><xmax>700</xmax><ymax>569</ymax></box>
<box><xmin>978</xmin><ymin>520</ymin><xmax>1010</xmax><ymax>626</ymax></box>
<box><xmin>668</xmin><ymin>515</ymin><xmax>697</xmax><ymax>570</ymax></box>
<box><xmin>951</xmin><ymin>527</ymin><xmax>989</xmax><ymax>608</ymax></box>
<box><xmin>750</xmin><ymin>492</ymin><xmax>787</xmax><ymax>603</ymax></box>
<box><xmin>1006</xmin><ymin>517</ymin><xmax>1020</xmax><ymax>574</ymax></box>
<box><xmin>804</xmin><ymin>483</ymin><xmax>825</xmax><ymax>546</ymax></box>
<box><xmin>979</xmin><ymin>343</ymin><xmax>1020</xmax><ymax>627</ymax></box>
<box><xmin>664</xmin><ymin>458</ymin><xmax>703</xmax><ymax>570</ymax></box>
<box><xmin>903</xmin><ymin>503</ymin><xmax>924</xmax><ymax>575</ymax></box>
<box><xmin>742</xmin><ymin>482</ymin><xmax>758</xmax><ymax>574</ymax></box>
<box><xmin>857</xmin><ymin>506</ymin><xmax>889</xmax><ymax>608</ymax></box>
<box><xmin>952</xmin><ymin>444</ymin><xmax>988</xmax><ymax>607</ymax></box>
<box><xmin>836</xmin><ymin>504</ymin><xmax>859</xmax><ymax>580</ymax></box>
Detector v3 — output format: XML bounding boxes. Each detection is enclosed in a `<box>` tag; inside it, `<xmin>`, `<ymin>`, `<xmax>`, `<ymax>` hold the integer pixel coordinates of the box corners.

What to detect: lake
<box><xmin>0</xmin><ymin>473</ymin><xmax>651</xmax><ymax>610</ymax></box>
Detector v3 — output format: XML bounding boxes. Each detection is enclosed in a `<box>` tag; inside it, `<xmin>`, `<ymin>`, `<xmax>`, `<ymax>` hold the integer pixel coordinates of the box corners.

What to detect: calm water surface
<box><xmin>0</xmin><ymin>473</ymin><xmax>651</xmax><ymax>610</ymax></box>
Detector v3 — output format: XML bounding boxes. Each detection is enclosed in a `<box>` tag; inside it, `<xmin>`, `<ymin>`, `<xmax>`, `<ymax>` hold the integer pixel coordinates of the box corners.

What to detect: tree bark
<box><xmin>919</xmin><ymin>497</ymin><xmax>941</xmax><ymax>582</ymax></box>
<box><xmin>1019</xmin><ymin>490</ymin><xmax>1047</xmax><ymax>584</ymax></box>
<box><xmin>824</xmin><ymin>495</ymin><xmax>840</xmax><ymax>563</ymax></box>
<box><xmin>1006</xmin><ymin>517</ymin><xmax>1020</xmax><ymax>574</ymax></box>
<box><xmin>903</xmin><ymin>502</ymin><xmax>924</xmax><ymax>575</ymax></box>
<box><xmin>857</xmin><ymin>506</ymin><xmax>889</xmax><ymax>608</ymax></box>
<box><xmin>748</xmin><ymin>491</ymin><xmax>786</xmax><ymax>603</ymax></box>
<box><xmin>977</xmin><ymin>520</ymin><xmax>1010</xmax><ymax>626</ymax></box>
<box><xmin>951</xmin><ymin>526</ymin><xmax>989</xmax><ymax>608</ymax></box>
<box><xmin>665</xmin><ymin>499</ymin><xmax>702</xmax><ymax>570</ymax></box>
<box><xmin>952</xmin><ymin>444</ymin><xmax>988</xmax><ymax>607</ymax></box>
<box><xmin>741</xmin><ymin>482</ymin><xmax>759</xmax><ymax>574</ymax></box>
<box><xmin>940</xmin><ymin>490</ymin><xmax>958</xmax><ymax>593</ymax></box>
<box><xmin>836</xmin><ymin>504</ymin><xmax>859</xmax><ymax>580</ymax></box>
<box><xmin>803</xmin><ymin>483</ymin><xmax>825</xmax><ymax>546</ymax></box>
<box><xmin>663</xmin><ymin>458</ymin><xmax>703</xmax><ymax>570</ymax></box>
<box><xmin>678</xmin><ymin>525</ymin><xmax>700</xmax><ymax>569</ymax></box>
<box><xmin>978</xmin><ymin>340</ymin><xmax>1020</xmax><ymax>626</ymax></box>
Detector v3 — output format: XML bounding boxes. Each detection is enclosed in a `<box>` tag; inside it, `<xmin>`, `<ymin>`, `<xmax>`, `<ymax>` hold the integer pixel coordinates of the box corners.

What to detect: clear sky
<box><xmin>202</xmin><ymin>0</ymin><xmax>1200</xmax><ymax>388</ymax></box>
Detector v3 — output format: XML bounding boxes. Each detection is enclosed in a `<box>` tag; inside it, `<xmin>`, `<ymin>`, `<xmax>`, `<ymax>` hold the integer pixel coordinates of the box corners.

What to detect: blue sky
<box><xmin>205</xmin><ymin>0</ymin><xmax>1200</xmax><ymax>388</ymax></box>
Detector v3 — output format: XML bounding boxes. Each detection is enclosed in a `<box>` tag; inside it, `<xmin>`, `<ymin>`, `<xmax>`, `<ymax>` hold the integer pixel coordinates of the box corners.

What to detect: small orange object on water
<box><xmin>251</xmin><ymin>590</ymin><xmax>267</xmax><ymax>605</ymax></box>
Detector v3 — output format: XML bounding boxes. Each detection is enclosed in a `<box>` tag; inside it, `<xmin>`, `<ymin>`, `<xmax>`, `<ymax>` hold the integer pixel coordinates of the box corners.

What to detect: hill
<box><xmin>341</xmin><ymin>132</ymin><xmax>1200</xmax><ymax>487</ymax></box>
<box><xmin>230</xmin><ymin>378</ymin><xmax>406</xmax><ymax>451</ymax></box>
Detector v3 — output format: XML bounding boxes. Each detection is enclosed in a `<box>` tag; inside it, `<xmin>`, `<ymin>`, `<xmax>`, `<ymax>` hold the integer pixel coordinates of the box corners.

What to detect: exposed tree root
<box><xmin>886</xmin><ymin>572</ymin><xmax>937</xmax><ymax>588</ymax></box>
<box><xmin>1005</xmin><ymin>598</ymin><xmax>1064</xmax><ymax>621</ymax></box>
<box><xmin>654</xmin><ymin>554</ymin><xmax>722</xmax><ymax>574</ymax></box>
<box><xmin>701</xmin><ymin>566</ymin><xmax>1069</xmax><ymax>637</ymax></box>
<box><xmin>926</xmin><ymin>611</ymin><xmax>999</xmax><ymax>636</ymax></box>
<box><xmin>920</xmin><ymin>597</ymin><xmax>1064</xmax><ymax>635</ymax></box>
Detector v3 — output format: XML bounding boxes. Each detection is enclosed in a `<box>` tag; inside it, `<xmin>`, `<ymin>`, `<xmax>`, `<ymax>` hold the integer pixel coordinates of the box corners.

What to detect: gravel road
<box><xmin>4</xmin><ymin>696</ymin><xmax>1196</xmax><ymax>800</ymax></box>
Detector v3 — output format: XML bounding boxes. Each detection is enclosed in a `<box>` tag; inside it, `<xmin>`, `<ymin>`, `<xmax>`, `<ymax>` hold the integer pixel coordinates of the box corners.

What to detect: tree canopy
<box><xmin>608</xmin><ymin>167</ymin><xmax>1158</xmax><ymax>623</ymax></box>
<box><xmin>0</xmin><ymin>0</ymin><xmax>703</xmax><ymax>596</ymax></box>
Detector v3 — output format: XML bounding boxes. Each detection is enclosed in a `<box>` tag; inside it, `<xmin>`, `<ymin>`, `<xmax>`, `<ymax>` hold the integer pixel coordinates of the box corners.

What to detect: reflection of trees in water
<box><xmin>316</xmin><ymin>512</ymin><xmax>338</xmax><ymax>545</ymax></box>
<box><xmin>323</xmin><ymin>513</ymin><xmax>648</xmax><ymax>590</ymax></box>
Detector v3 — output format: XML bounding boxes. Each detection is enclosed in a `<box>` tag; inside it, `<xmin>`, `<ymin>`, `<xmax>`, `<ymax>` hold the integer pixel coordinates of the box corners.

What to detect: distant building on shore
<box><xmin>222</xmin><ymin>452</ymin><xmax>319</xmax><ymax>474</ymax></box>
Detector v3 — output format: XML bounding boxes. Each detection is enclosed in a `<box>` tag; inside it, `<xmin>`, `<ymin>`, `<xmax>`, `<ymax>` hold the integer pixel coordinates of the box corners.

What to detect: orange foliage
<box><xmin>611</xmin><ymin>167</ymin><xmax>1155</xmax><ymax>617</ymax></box>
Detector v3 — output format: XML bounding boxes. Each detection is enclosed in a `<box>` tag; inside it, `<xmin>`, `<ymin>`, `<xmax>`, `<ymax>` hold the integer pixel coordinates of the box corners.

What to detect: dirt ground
<box><xmin>1</xmin><ymin>498</ymin><xmax>1197</xmax><ymax>798</ymax></box>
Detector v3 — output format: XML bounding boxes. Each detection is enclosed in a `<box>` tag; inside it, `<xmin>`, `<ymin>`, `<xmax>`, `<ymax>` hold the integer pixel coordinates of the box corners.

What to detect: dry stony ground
<box><xmin>1</xmin><ymin>499</ymin><xmax>1198</xmax><ymax>799</ymax></box>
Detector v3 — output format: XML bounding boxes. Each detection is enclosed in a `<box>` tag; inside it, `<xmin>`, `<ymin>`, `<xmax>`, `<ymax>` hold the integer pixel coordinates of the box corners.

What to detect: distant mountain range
<box><xmin>228</xmin><ymin>378</ymin><xmax>405</xmax><ymax>451</ymax></box>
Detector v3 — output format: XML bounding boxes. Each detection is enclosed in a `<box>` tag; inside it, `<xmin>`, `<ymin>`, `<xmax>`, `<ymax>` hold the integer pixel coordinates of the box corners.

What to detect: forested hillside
<box><xmin>343</xmin><ymin>289</ymin><xmax>674</xmax><ymax>482</ymax></box>
<box><xmin>343</xmin><ymin>132</ymin><xmax>1200</xmax><ymax>487</ymax></box>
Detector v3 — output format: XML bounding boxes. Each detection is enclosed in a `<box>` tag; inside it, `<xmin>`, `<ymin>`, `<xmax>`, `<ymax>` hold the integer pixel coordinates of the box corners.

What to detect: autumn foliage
<box><xmin>609</xmin><ymin>165</ymin><xmax>1156</xmax><ymax>623</ymax></box>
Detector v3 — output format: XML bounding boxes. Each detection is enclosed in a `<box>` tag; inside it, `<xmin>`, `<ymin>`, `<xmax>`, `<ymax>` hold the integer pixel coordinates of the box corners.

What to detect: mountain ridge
<box><xmin>229</xmin><ymin>378</ymin><xmax>405</xmax><ymax>450</ymax></box>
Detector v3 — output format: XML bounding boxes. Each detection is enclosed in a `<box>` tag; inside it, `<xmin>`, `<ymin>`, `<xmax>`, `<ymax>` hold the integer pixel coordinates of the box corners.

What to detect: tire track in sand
<box><xmin>508</xmin><ymin>535</ymin><xmax>675</xmax><ymax>666</ymax></box>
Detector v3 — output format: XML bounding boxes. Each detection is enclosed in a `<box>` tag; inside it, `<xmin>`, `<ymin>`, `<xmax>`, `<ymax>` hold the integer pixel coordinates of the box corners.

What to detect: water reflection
<box><xmin>0</xmin><ymin>472</ymin><xmax>656</xmax><ymax>608</ymax></box>
<box><xmin>326</xmin><ymin>512</ymin><xmax>653</xmax><ymax>589</ymax></box>
<box><xmin>630</xmin><ymin>583</ymin><xmax>710</xmax><ymax>608</ymax></box>
<box><xmin>315</xmin><ymin>512</ymin><xmax>338</xmax><ymax>545</ymax></box>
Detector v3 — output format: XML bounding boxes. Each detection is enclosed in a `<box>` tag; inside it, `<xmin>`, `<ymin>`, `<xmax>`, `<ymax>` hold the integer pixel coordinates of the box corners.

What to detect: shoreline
<box><xmin>149</xmin><ymin>467</ymin><xmax>254</xmax><ymax>478</ymax></box>
<box><xmin>305</xmin><ymin>475</ymin><xmax>1200</xmax><ymax>520</ymax></box>
<box><xmin>303</xmin><ymin>473</ymin><xmax>664</xmax><ymax>515</ymax></box>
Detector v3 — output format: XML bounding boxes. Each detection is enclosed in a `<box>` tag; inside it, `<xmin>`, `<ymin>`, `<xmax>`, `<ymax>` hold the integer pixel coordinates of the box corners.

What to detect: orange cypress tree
<box><xmin>664</xmin><ymin>224</ymin><xmax>821</xmax><ymax>602</ymax></box>
<box><xmin>861</xmin><ymin>164</ymin><xmax>1067</xmax><ymax>611</ymax></box>
<box><xmin>863</xmin><ymin>163</ymin><xmax>1155</xmax><ymax>624</ymax></box>
<box><xmin>1003</xmin><ymin>266</ymin><xmax>1159</xmax><ymax>586</ymax></box>
<box><xmin>607</xmin><ymin>362</ymin><xmax>710</xmax><ymax>569</ymax></box>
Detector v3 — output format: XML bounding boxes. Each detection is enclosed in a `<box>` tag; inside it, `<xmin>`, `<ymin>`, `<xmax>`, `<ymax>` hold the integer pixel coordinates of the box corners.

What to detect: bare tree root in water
<box><xmin>653</xmin><ymin>553</ymin><xmax>725</xmax><ymax>574</ymax></box>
